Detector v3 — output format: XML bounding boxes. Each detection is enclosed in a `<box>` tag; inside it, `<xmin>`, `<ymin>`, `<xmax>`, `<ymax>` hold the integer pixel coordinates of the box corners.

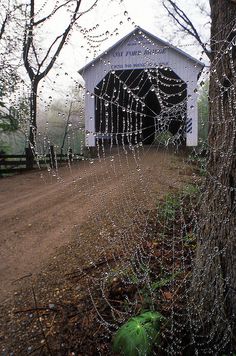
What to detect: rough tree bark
<box><xmin>191</xmin><ymin>0</ymin><xmax>236</xmax><ymax>352</ymax></box>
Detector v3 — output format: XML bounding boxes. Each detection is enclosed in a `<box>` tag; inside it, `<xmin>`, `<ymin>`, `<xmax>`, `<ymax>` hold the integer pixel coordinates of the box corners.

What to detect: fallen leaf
<box><xmin>163</xmin><ymin>291</ymin><xmax>173</xmax><ymax>300</ymax></box>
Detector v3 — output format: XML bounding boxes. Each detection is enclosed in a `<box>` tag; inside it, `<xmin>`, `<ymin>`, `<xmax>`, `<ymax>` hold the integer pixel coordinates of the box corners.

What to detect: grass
<box><xmin>188</xmin><ymin>151</ymin><xmax>207</xmax><ymax>176</ymax></box>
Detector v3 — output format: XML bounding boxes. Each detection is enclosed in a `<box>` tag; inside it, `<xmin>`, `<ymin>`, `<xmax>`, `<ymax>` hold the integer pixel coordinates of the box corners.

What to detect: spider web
<box><xmin>72</xmin><ymin>35</ymin><xmax>204</xmax><ymax>354</ymax></box>
<box><xmin>60</xmin><ymin>14</ymin><xmax>233</xmax><ymax>354</ymax></box>
<box><xmin>1</xmin><ymin>1</ymin><xmax>236</xmax><ymax>355</ymax></box>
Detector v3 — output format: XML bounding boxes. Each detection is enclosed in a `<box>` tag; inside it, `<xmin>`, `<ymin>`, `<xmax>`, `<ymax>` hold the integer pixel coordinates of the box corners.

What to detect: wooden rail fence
<box><xmin>0</xmin><ymin>149</ymin><xmax>82</xmax><ymax>175</ymax></box>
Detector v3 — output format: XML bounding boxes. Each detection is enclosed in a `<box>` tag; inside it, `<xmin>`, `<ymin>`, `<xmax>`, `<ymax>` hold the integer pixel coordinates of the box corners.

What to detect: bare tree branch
<box><xmin>0</xmin><ymin>13</ymin><xmax>8</xmax><ymax>41</ymax></box>
<box><xmin>162</xmin><ymin>0</ymin><xmax>211</xmax><ymax>59</ymax></box>
<box><xmin>38</xmin><ymin>0</ymin><xmax>82</xmax><ymax>80</ymax></box>
<box><xmin>1</xmin><ymin>2</ymin><xmax>27</xmax><ymax>43</ymax></box>
<box><xmin>23</xmin><ymin>1</ymin><xmax>35</xmax><ymax>81</ymax></box>
<box><xmin>78</xmin><ymin>0</ymin><xmax>99</xmax><ymax>16</ymax></box>
<box><xmin>33</xmin><ymin>0</ymin><xmax>74</xmax><ymax>26</ymax></box>
<box><xmin>24</xmin><ymin>0</ymin><xmax>86</xmax><ymax>80</ymax></box>
<box><xmin>22</xmin><ymin>0</ymin><xmax>97</xmax><ymax>159</ymax></box>
<box><xmin>32</xmin><ymin>42</ymin><xmax>40</xmax><ymax>70</ymax></box>
<box><xmin>196</xmin><ymin>2</ymin><xmax>210</xmax><ymax>18</ymax></box>
<box><xmin>37</xmin><ymin>33</ymin><xmax>63</xmax><ymax>73</ymax></box>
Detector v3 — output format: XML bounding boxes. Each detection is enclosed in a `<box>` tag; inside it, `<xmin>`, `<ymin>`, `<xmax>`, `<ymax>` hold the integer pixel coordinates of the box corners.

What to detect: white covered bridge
<box><xmin>79</xmin><ymin>26</ymin><xmax>204</xmax><ymax>148</ymax></box>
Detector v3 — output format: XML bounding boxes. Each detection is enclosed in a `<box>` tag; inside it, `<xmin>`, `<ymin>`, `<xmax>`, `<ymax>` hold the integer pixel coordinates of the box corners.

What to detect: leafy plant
<box><xmin>150</xmin><ymin>272</ymin><xmax>180</xmax><ymax>292</ymax></box>
<box><xmin>113</xmin><ymin>311</ymin><xmax>165</xmax><ymax>356</ymax></box>
<box><xmin>188</xmin><ymin>151</ymin><xmax>207</xmax><ymax>176</ymax></box>
<box><xmin>0</xmin><ymin>142</ymin><xmax>10</xmax><ymax>154</ymax></box>
<box><xmin>159</xmin><ymin>193</ymin><xmax>181</xmax><ymax>221</ymax></box>
<box><xmin>138</xmin><ymin>273</ymin><xmax>180</xmax><ymax>309</ymax></box>
<box><xmin>182</xmin><ymin>184</ymin><xmax>199</xmax><ymax>197</ymax></box>
<box><xmin>184</xmin><ymin>233</ymin><xmax>196</xmax><ymax>247</ymax></box>
<box><xmin>155</xmin><ymin>130</ymin><xmax>173</xmax><ymax>146</ymax></box>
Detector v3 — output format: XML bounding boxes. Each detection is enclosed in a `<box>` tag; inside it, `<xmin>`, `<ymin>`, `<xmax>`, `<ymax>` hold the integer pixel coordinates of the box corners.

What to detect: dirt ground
<box><xmin>0</xmin><ymin>147</ymin><xmax>196</xmax><ymax>353</ymax></box>
<box><xmin>0</xmin><ymin>148</ymin><xmax>194</xmax><ymax>303</ymax></box>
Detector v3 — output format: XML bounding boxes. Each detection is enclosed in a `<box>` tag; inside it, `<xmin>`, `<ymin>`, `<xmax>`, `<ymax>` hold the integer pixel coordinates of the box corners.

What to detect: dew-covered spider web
<box><xmin>1</xmin><ymin>0</ymin><xmax>236</xmax><ymax>355</ymax></box>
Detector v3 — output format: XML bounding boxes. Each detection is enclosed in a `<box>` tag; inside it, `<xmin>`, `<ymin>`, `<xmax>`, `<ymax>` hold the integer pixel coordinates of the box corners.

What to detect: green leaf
<box><xmin>113</xmin><ymin>311</ymin><xmax>165</xmax><ymax>356</ymax></box>
<box><xmin>151</xmin><ymin>272</ymin><xmax>180</xmax><ymax>291</ymax></box>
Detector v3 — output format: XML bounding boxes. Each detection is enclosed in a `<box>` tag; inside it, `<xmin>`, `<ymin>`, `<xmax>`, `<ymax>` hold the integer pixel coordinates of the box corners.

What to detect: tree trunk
<box><xmin>191</xmin><ymin>1</ymin><xmax>236</xmax><ymax>352</ymax></box>
<box><xmin>29</xmin><ymin>80</ymin><xmax>38</xmax><ymax>144</ymax></box>
<box><xmin>27</xmin><ymin>79</ymin><xmax>38</xmax><ymax>168</ymax></box>
<box><xmin>22</xmin><ymin>0</ymin><xmax>83</xmax><ymax>169</ymax></box>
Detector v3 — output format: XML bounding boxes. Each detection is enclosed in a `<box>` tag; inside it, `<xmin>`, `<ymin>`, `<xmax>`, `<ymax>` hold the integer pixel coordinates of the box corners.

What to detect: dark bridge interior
<box><xmin>94</xmin><ymin>67</ymin><xmax>187</xmax><ymax>145</ymax></box>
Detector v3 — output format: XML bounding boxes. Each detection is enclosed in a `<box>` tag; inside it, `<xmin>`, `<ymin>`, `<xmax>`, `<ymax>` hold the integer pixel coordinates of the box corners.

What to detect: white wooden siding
<box><xmin>80</xmin><ymin>28</ymin><xmax>203</xmax><ymax>147</ymax></box>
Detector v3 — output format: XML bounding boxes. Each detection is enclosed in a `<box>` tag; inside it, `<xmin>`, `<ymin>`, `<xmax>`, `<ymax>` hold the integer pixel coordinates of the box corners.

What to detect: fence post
<box><xmin>0</xmin><ymin>151</ymin><xmax>4</xmax><ymax>177</ymax></box>
<box><xmin>69</xmin><ymin>148</ymin><xmax>73</xmax><ymax>163</ymax></box>
<box><xmin>50</xmin><ymin>145</ymin><xmax>56</xmax><ymax>169</ymax></box>
<box><xmin>25</xmin><ymin>147</ymin><xmax>34</xmax><ymax>169</ymax></box>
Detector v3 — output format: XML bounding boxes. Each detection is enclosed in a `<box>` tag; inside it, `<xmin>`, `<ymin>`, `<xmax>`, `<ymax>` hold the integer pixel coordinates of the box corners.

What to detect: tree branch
<box><xmin>1</xmin><ymin>3</ymin><xmax>27</xmax><ymax>42</ymax></box>
<box><xmin>37</xmin><ymin>33</ymin><xmax>63</xmax><ymax>73</ymax></box>
<box><xmin>38</xmin><ymin>0</ymin><xmax>82</xmax><ymax>80</ymax></box>
<box><xmin>78</xmin><ymin>0</ymin><xmax>99</xmax><ymax>16</ymax></box>
<box><xmin>163</xmin><ymin>0</ymin><xmax>211</xmax><ymax>59</ymax></box>
<box><xmin>23</xmin><ymin>1</ymin><xmax>35</xmax><ymax>80</ymax></box>
<box><xmin>24</xmin><ymin>0</ymin><xmax>98</xmax><ymax>81</ymax></box>
<box><xmin>33</xmin><ymin>0</ymin><xmax>74</xmax><ymax>26</ymax></box>
<box><xmin>0</xmin><ymin>13</ymin><xmax>8</xmax><ymax>41</ymax></box>
<box><xmin>32</xmin><ymin>42</ymin><xmax>40</xmax><ymax>70</ymax></box>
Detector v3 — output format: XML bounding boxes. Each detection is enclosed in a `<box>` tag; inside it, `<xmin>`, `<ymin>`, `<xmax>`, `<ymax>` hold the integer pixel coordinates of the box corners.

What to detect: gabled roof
<box><xmin>79</xmin><ymin>26</ymin><xmax>204</xmax><ymax>74</ymax></box>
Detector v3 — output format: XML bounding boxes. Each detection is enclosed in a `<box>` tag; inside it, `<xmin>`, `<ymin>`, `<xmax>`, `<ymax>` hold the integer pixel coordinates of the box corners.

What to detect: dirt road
<box><xmin>0</xmin><ymin>148</ymin><xmax>192</xmax><ymax>303</ymax></box>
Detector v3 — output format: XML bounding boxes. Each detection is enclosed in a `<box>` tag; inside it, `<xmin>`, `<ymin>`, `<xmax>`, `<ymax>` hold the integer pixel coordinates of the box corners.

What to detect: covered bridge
<box><xmin>79</xmin><ymin>26</ymin><xmax>204</xmax><ymax>148</ymax></box>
